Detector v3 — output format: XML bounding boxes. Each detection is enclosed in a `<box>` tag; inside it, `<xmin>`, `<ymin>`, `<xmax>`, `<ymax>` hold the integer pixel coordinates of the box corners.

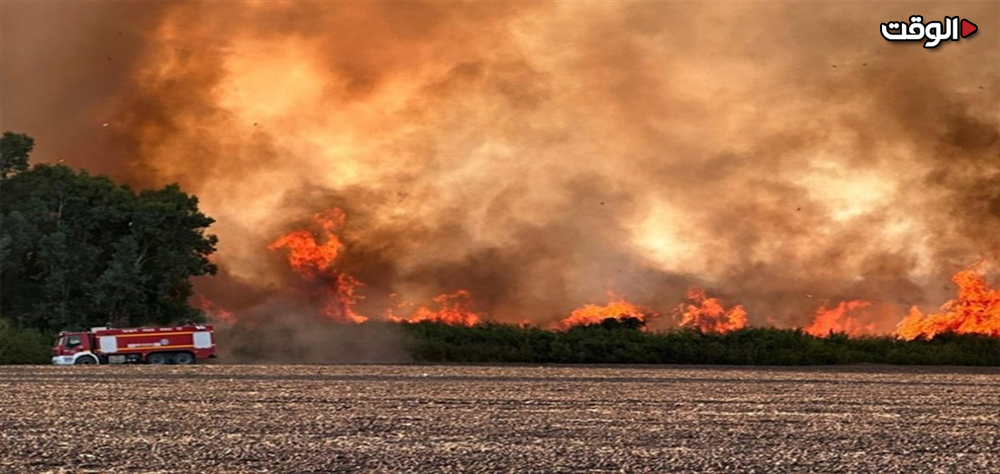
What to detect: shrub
<box><xmin>400</xmin><ymin>319</ymin><xmax>1000</xmax><ymax>366</ymax></box>
<box><xmin>0</xmin><ymin>318</ymin><xmax>52</xmax><ymax>364</ymax></box>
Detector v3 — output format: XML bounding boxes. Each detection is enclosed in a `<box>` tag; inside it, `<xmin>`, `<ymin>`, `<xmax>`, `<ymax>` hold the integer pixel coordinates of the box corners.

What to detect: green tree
<box><xmin>0</xmin><ymin>132</ymin><xmax>217</xmax><ymax>332</ymax></box>
<box><xmin>1</xmin><ymin>132</ymin><xmax>34</xmax><ymax>178</ymax></box>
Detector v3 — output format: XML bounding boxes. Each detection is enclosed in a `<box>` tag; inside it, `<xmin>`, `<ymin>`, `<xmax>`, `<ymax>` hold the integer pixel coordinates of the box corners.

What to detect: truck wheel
<box><xmin>74</xmin><ymin>355</ymin><xmax>98</xmax><ymax>365</ymax></box>
<box><xmin>172</xmin><ymin>352</ymin><xmax>195</xmax><ymax>365</ymax></box>
<box><xmin>147</xmin><ymin>353</ymin><xmax>170</xmax><ymax>365</ymax></box>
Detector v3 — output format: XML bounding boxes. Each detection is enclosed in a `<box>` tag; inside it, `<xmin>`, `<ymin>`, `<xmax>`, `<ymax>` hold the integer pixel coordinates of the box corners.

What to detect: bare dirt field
<box><xmin>1</xmin><ymin>365</ymin><xmax>997</xmax><ymax>473</ymax></box>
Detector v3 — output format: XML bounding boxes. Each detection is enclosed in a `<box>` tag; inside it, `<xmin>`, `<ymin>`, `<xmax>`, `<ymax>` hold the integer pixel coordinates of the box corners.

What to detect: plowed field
<box><xmin>1</xmin><ymin>365</ymin><xmax>997</xmax><ymax>473</ymax></box>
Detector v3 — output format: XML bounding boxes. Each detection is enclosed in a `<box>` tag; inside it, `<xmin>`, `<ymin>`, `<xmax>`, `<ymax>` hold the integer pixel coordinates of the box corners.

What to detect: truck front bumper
<box><xmin>52</xmin><ymin>356</ymin><xmax>75</xmax><ymax>365</ymax></box>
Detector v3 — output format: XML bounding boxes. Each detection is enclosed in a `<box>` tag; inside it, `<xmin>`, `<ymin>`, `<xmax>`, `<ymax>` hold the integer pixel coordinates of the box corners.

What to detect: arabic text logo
<box><xmin>881</xmin><ymin>16</ymin><xmax>977</xmax><ymax>49</ymax></box>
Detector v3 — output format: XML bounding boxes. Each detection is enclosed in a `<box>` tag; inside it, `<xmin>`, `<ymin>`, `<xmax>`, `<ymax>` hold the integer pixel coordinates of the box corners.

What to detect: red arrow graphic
<box><xmin>961</xmin><ymin>19</ymin><xmax>977</xmax><ymax>38</ymax></box>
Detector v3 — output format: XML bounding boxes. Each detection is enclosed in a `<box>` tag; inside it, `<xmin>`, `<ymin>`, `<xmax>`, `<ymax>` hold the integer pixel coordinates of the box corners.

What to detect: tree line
<box><xmin>0</xmin><ymin>132</ymin><xmax>217</xmax><ymax>338</ymax></box>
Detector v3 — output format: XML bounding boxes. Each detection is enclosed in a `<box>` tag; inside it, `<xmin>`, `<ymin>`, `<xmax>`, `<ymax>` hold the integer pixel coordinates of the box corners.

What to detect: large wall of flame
<box><xmin>4</xmin><ymin>2</ymin><xmax>998</xmax><ymax>329</ymax></box>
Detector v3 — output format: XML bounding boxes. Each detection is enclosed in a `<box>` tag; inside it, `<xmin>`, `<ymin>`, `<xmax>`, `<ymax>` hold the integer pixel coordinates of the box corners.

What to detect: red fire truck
<box><xmin>52</xmin><ymin>324</ymin><xmax>217</xmax><ymax>365</ymax></box>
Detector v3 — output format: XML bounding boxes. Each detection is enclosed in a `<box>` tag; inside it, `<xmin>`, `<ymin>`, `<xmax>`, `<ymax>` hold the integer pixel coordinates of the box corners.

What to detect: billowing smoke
<box><xmin>214</xmin><ymin>300</ymin><xmax>410</xmax><ymax>363</ymax></box>
<box><xmin>4</xmin><ymin>2</ymin><xmax>998</xmax><ymax>338</ymax></box>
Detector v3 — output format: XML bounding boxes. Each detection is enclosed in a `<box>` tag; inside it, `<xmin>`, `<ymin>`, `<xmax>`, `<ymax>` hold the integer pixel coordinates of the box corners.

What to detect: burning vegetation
<box><xmin>386</xmin><ymin>290</ymin><xmax>482</xmax><ymax>327</ymax></box>
<box><xmin>554</xmin><ymin>297</ymin><xmax>650</xmax><ymax>330</ymax></box>
<box><xmin>895</xmin><ymin>269</ymin><xmax>1000</xmax><ymax>341</ymax></box>
<box><xmin>804</xmin><ymin>301</ymin><xmax>875</xmax><ymax>338</ymax></box>
<box><xmin>676</xmin><ymin>288</ymin><xmax>748</xmax><ymax>334</ymax></box>
<box><xmin>227</xmin><ymin>206</ymin><xmax>998</xmax><ymax>341</ymax></box>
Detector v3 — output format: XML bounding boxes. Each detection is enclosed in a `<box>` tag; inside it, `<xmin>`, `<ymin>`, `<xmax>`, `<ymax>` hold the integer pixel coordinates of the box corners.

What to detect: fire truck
<box><xmin>52</xmin><ymin>324</ymin><xmax>217</xmax><ymax>365</ymax></box>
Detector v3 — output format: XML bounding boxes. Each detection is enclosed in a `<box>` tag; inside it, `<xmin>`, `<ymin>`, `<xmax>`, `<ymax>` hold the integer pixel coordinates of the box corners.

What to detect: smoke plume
<box><xmin>3</xmin><ymin>2</ymin><xmax>998</xmax><ymax>341</ymax></box>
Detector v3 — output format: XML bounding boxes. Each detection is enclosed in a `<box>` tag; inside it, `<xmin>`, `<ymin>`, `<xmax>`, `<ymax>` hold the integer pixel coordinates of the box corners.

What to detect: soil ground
<box><xmin>1</xmin><ymin>365</ymin><xmax>997</xmax><ymax>473</ymax></box>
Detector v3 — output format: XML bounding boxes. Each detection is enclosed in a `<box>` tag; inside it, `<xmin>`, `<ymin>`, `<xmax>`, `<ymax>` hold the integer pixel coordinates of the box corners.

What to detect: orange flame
<box><xmin>556</xmin><ymin>296</ymin><xmax>648</xmax><ymax>330</ymax></box>
<box><xmin>803</xmin><ymin>300</ymin><xmax>874</xmax><ymax>337</ymax></box>
<box><xmin>269</xmin><ymin>208</ymin><xmax>367</xmax><ymax>324</ymax></box>
<box><xmin>192</xmin><ymin>294</ymin><xmax>236</xmax><ymax>324</ymax></box>
<box><xmin>895</xmin><ymin>269</ymin><xmax>1000</xmax><ymax>340</ymax></box>
<box><xmin>387</xmin><ymin>290</ymin><xmax>481</xmax><ymax>326</ymax></box>
<box><xmin>323</xmin><ymin>273</ymin><xmax>368</xmax><ymax>324</ymax></box>
<box><xmin>677</xmin><ymin>287</ymin><xmax>748</xmax><ymax>333</ymax></box>
<box><xmin>268</xmin><ymin>209</ymin><xmax>346</xmax><ymax>275</ymax></box>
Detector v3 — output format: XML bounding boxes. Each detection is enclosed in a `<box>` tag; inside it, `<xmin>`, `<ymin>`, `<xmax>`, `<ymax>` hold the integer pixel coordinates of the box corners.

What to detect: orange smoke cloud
<box><xmin>677</xmin><ymin>287</ymin><xmax>748</xmax><ymax>334</ymax></box>
<box><xmin>192</xmin><ymin>294</ymin><xmax>236</xmax><ymax>324</ymax></box>
<box><xmin>804</xmin><ymin>300</ymin><xmax>875</xmax><ymax>337</ymax></box>
<box><xmin>555</xmin><ymin>296</ymin><xmax>650</xmax><ymax>330</ymax></box>
<box><xmin>4</xmin><ymin>2</ymin><xmax>998</xmax><ymax>334</ymax></box>
<box><xmin>895</xmin><ymin>269</ymin><xmax>1000</xmax><ymax>340</ymax></box>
